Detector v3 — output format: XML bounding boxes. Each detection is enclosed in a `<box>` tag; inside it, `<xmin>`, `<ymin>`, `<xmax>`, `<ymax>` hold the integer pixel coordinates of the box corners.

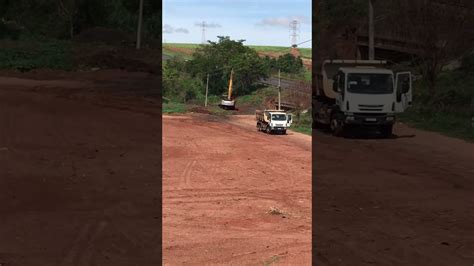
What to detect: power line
<box><xmin>296</xmin><ymin>39</ymin><xmax>311</xmax><ymax>46</ymax></box>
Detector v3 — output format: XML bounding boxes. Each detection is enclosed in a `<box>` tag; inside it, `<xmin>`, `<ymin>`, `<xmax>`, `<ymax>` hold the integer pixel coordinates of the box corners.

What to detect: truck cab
<box><xmin>314</xmin><ymin>60</ymin><xmax>412</xmax><ymax>137</ymax></box>
<box><xmin>256</xmin><ymin>110</ymin><xmax>293</xmax><ymax>134</ymax></box>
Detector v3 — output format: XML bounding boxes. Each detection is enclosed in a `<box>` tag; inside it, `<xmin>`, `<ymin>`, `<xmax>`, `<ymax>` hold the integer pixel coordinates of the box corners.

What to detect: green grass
<box><xmin>298</xmin><ymin>48</ymin><xmax>312</xmax><ymax>59</ymax></box>
<box><xmin>162</xmin><ymin>102</ymin><xmax>187</xmax><ymax>114</ymax></box>
<box><xmin>162</xmin><ymin>43</ymin><xmax>312</xmax><ymax>59</ymax></box>
<box><xmin>399</xmin><ymin>110</ymin><xmax>473</xmax><ymax>141</ymax></box>
<box><xmin>398</xmin><ymin>62</ymin><xmax>473</xmax><ymax>141</ymax></box>
<box><xmin>278</xmin><ymin>68</ymin><xmax>312</xmax><ymax>82</ymax></box>
<box><xmin>291</xmin><ymin>111</ymin><xmax>312</xmax><ymax>135</ymax></box>
<box><xmin>0</xmin><ymin>37</ymin><xmax>73</xmax><ymax>71</ymax></box>
<box><xmin>248</xmin><ymin>45</ymin><xmax>312</xmax><ymax>59</ymax></box>
<box><xmin>162</xmin><ymin>49</ymin><xmax>192</xmax><ymax>60</ymax></box>
<box><xmin>163</xmin><ymin>43</ymin><xmax>201</xmax><ymax>49</ymax></box>
<box><xmin>207</xmin><ymin>105</ymin><xmax>230</xmax><ymax>116</ymax></box>
<box><xmin>236</xmin><ymin>86</ymin><xmax>278</xmax><ymax>107</ymax></box>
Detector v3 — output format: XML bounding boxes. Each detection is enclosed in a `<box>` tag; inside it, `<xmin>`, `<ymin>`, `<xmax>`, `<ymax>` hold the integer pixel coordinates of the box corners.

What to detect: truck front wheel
<box><xmin>330</xmin><ymin>116</ymin><xmax>344</xmax><ymax>137</ymax></box>
<box><xmin>380</xmin><ymin>125</ymin><xmax>393</xmax><ymax>138</ymax></box>
<box><xmin>265</xmin><ymin>126</ymin><xmax>271</xmax><ymax>134</ymax></box>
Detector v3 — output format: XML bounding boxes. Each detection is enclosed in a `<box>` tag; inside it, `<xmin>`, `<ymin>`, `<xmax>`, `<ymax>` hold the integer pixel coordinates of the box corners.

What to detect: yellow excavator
<box><xmin>219</xmin><ymin>68</ymin><xmax>236</xmax><ymax>110</ymax></box>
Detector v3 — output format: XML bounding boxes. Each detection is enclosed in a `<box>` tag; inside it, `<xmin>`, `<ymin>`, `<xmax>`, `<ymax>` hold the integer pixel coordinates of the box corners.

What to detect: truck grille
<box><xmin>358</xmin><ymin>104</ymin><xmax>384</xmax><ymax>111</ymax></box>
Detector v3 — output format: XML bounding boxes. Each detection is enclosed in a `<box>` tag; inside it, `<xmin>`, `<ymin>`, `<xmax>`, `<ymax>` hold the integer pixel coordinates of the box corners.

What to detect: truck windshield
<box><xmin>271</xmin><ymin>114</ymin><xmax>287</xmax><ymax>121</ymax></box>
<box><xmin>347</xmin><ymin>73</ymin><xmax>393</xmax><ymax>94</ymax></box>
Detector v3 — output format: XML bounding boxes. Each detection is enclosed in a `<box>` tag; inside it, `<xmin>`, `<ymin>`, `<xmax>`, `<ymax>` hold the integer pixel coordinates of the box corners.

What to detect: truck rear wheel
<box><xmin>265</xmin><ymin>126</ymin><xmax>271</xmax><ymax>134</ymax></box>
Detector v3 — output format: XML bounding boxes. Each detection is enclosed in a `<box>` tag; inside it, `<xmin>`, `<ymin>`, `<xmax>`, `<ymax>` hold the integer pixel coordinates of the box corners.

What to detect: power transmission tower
<box><xmin>197</xmin><ymin>21</ymin><xmax>208</xmax><ymax>44</ymax></box>
<box><xmin>289</xmin><ymin>19</ymin><xmax>299</xmax><ymax>47</ymax></box>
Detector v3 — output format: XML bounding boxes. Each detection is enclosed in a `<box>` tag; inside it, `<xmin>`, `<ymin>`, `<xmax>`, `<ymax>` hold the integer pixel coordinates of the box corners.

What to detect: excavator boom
<box><xmin>227</xmin><ymin>69</ymin><xmax>233</xmax><ymax>100</ymax></box>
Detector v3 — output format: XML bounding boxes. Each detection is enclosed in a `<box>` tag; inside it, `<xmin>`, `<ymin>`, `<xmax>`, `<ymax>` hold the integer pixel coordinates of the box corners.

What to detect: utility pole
<box><xmin>278</xmin><ymin>69</ymin><xmax>281</xmax><ymax>110</ymax></box>
<box><xmin>368</xmin><ymin>0</ymin><xmax>375</xmax><ymax>60</ymax></box>
<box><xmin>136</xmin><ymin>0</ymin><xmax>144</xmax><ymax>50</ymax></box>
<box><xmin>205</xmin><ymin>73</ymin><xmax>209</xmax><ymax>107</ymax></box>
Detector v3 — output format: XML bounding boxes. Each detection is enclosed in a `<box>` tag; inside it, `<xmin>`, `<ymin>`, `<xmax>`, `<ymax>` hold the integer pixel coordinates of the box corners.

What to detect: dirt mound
<box><xmin>73</xmin><ymin>45</ymin><xmax>160</xmax><ymax>73</ymax></box>
<box><xmin>188</xmin><ymin>106</ymin><xmax>212</xmax><ymax>114</ymax></box>
<box><xmin>74</xmin><ymin>27</ymin><xmax>134</xmax><ymax>46</ymax></box>
<box><xmin>257</xmin><ymin>51</ymin><xmax>285</xmax><ymax>58</ymax></box>
<box><xmin>290</xmin><ymin>47</ymin><xmax>301</xmax><ymax>57</ymax></box>
<box><xmin>78</xmin><ymin>50</ymin><xmax>153</xmax><ymax>73</ymax></box>
<box><xmin>164</xmin><ymin>46</ymin><xmax>195</xmax><ymax>56</ymax></box>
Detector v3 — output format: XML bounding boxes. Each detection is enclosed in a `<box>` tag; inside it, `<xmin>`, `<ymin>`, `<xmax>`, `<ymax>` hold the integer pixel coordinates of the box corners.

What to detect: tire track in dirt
<box><xmin>163</xmin><ymin>114</ymin><xmax>311</xmax><ymax>265</ymax></box>
<box><xmin>60</xmin><ymin>220</ymin><xmax>108</xmax><ymax>266</ymax></box>
<box><xmin>0</xmin><ymin>74</ymin><xmax>162</xmax><ymax>265</ymax></box>
<box><xmin>313</xmin><ymin>124</ymin><xmax>474</xmax><ymax>265</ymax></box>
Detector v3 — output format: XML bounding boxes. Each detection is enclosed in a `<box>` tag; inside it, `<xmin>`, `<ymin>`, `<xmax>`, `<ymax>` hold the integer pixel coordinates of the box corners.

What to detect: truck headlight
<box><xmin>386</xmin><ymin>116</ymin><xmax>394</xmax><ymax>121</ymax></box>
<box><xmin>346</xmin><ymin>116</ymin><xmax>355</xmax><ymax>122</ymax></box>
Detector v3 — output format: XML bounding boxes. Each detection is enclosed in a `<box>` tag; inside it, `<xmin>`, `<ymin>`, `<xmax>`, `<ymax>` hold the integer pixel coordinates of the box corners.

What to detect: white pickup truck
<box><xmin>256</xmin><ymin>110</ymin><xmax>293</xmax><ymax>134</ymax></box>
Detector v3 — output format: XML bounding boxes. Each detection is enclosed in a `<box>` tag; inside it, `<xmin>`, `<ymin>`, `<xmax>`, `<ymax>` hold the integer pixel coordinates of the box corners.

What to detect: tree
<box><xmin>387</xmin><ymin>0</ymin><xmax>473</xmax><ymax>93</ymax></box>
<box><xmin>163</xmin><ymin>58</ymin><xmax>204</xmax><ymax>103</ymax></box>
<box><xmin>186</xmin><ymin>36</ymin><xmax>270</xmax><ymax>96</ymax></box>
<box><xmin>316</xmin><ymin>0</ymin><xmax>367</xmax><ymax>62</ymax></box>
<box><xmin>58</xmin><ymin>0</ymin><xmax>78</xmax><ymax>39</ymax></box>
<box><xmin>276</xmin><ymin>53</ymin><xmax>304</xmax><ymax>74</ymax></box>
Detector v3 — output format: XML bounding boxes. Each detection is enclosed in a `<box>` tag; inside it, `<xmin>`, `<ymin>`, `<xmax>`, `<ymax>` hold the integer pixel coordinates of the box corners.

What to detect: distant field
<box><xmin>162</xmin><ymin>43</ymin><xmax>312</xmax><ymax>59</ymax></box>
<box><xmin>248</xmin><ymin>45</ymin><xmax>312</xmax><ymax>59</ymax></box>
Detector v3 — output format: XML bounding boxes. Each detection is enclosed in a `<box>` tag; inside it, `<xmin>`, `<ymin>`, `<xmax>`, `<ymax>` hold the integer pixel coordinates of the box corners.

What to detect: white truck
<box><xmin>256</xmin><ymin>110</ymin><xmax>293</xmax><ymax>134</ymax></box>
<box><xmin>313</xmin><ymin>59</ymin><xmax>412</xmax><ymax>137</ymax></box>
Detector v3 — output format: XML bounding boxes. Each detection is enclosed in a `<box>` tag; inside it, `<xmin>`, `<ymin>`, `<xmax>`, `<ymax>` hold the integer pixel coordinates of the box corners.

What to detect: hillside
<box><xmin>163</xmin><ymin>43</ymin><xmax>312</xmax><ymax>69</ymax></box>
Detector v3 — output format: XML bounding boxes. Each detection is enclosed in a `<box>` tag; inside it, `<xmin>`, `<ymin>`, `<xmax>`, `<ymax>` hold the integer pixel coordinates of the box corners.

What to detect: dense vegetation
<box><xmin>401</xmin><ymin>53</ymin><xmax>474</xmax><ymax>140</ymax></box>
<box><xmin>163</xmin><ymin>36</ymin><xmax>305</xmax><ymax>104</ymax></box>
<box><xmin>0</xmin><ymin>0</ymin><xmax>160</xmax><ymax>40</ymax></box>
<box><xmin>0</xmin><ymin>0</ymin><xmax>161</xmax><ymax>72</ymax></box>
<box><xmin>163</xmin><ymin>43</ymin><xmax>312</xmax><ymax>60</ymax></box>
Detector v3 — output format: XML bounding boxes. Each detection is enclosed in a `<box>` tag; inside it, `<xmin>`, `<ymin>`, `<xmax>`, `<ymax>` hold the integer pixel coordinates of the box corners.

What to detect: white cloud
<box><xmin>163</xmin><ymin>24</ymin><xmax>189</xmax><ymax>34</ymax></box>
<box><xmin>163</xmin><ymin>24</ymin><xmax>173</xmax><ymax>33</ymax></box>
<box><xmin>256</xmin><ymin>16</ymin><xmax>310</xmax><ymax>27</ymax></box>
<box><xmin>175</xmin><ymin>28</ymin><xmax>189</xmax><ymax>33</ymax></box>
<box><xmin>194</xmin><ymin>22</ymin><xmax>222</xmax><ymax>28</ymax></box>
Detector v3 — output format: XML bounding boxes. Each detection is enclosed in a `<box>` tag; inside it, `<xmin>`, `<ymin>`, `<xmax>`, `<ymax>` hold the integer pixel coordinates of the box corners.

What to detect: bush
<box><xmin>276</xmin><ymin>53</ymin><xmax>304</xmax><ymax>74</ymax></box>
<box><xmin>0</xmin><ymin>20</ymin><xmax>21</xmax><ymax>40</ymax></box>
<box><xmin>400</xmin><ymin>63</ymin><xmax>474</xmax><ymax>141</ymax></box>
<box><xmin>163</xmin><ymin>61</ymin><xmax>204</xmax><ymax>103</ymax></box>
<box><xmin>0</xmin><ymin>38</ymin><xmax>73</xmax><ymax>71</ymax></box>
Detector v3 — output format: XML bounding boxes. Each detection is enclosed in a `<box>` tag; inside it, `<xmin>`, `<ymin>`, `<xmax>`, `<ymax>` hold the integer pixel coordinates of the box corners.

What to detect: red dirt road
<box><xmin>0</xmin><ymin>72</ymin><xmax>162</xmax><ymax>266</ymax></box>
<box><xmin>163</xmin><ymin>114</ymin><xmax>312</xmax><ymax>265</ymax></box>
<box><xmin>314</xmin><ymin>124</ymin><xmax>474</xmax><ymax>265</ymax></box>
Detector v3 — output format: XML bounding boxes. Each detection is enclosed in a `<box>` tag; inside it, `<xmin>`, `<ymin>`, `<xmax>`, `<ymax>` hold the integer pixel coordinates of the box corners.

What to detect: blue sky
<box><xmin>163</xmin><ymin>0</ymin><xmax>312</xmax><ymax>48</ymax></box>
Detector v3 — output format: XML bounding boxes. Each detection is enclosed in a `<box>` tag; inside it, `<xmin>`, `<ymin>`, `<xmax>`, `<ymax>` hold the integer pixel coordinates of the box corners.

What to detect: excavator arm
<box><xmin>227</xmin><ymin>69</ymin><xmax>233</xmax><ymax>100</ymax></box>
